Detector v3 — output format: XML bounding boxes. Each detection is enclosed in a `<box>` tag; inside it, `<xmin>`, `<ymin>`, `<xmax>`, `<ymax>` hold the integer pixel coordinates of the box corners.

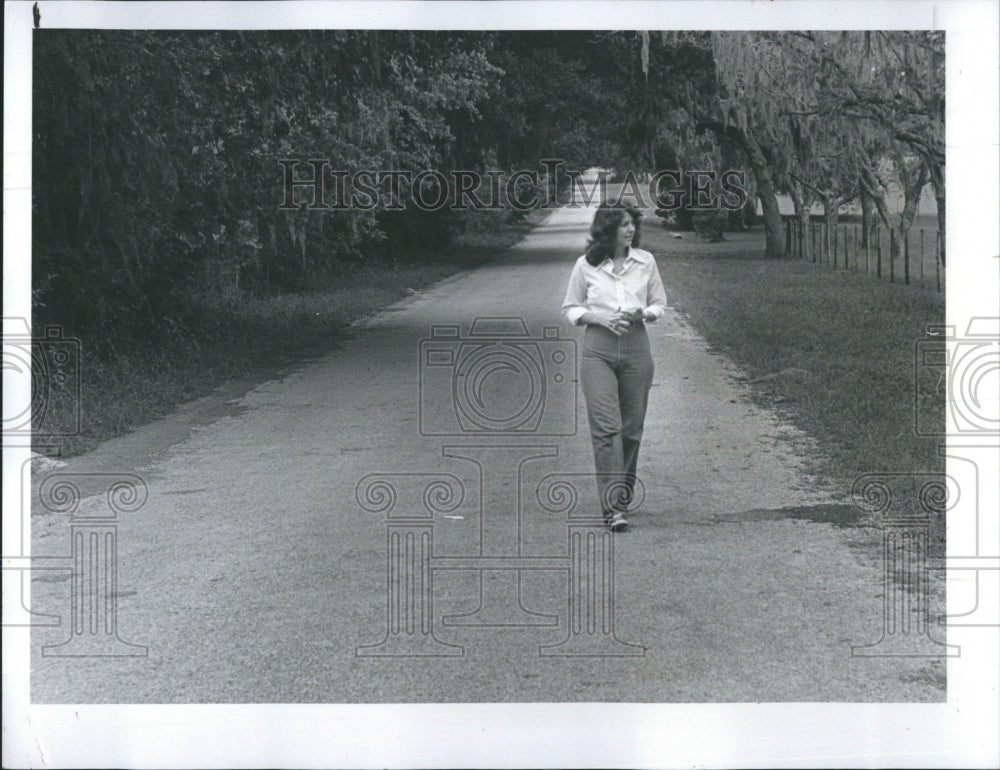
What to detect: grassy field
<box><xmin>36</xmin><ymin>209</ymin><xmax>551</xmax><ymax>458</ymax></box>
<box><xmin>642</xmin><ymin>221</ymin><xmax>946</xmax><ymax>545</ymax></box>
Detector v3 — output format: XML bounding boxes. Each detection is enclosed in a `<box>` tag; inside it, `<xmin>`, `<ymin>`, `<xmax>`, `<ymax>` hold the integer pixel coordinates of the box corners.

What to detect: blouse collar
<box><xmin>601</xmin><ymin>246</ymin><xmax>649</xmax><ymax>268</ymax></box>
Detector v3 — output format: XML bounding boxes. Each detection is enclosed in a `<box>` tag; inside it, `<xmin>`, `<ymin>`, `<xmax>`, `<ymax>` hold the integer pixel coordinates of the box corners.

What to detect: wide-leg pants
<box><xmin>580</xmin><ymin>323</ymin><xmax>655</xmax><ymax>516</ymax></box>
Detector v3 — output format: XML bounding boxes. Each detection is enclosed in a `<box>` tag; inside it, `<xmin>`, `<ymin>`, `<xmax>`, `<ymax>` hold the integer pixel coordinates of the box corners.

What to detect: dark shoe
<box><xmin>607</xmin><ymin>512</ymin><xmax>629</xmax><ymax>532</ymax></box>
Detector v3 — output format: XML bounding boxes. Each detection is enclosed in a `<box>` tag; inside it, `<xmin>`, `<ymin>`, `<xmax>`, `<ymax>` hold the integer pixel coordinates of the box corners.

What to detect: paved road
<box><xmin>29</xmin><ymin>199</ymin><xmax>946</xmax><ymax>702</ymax></box>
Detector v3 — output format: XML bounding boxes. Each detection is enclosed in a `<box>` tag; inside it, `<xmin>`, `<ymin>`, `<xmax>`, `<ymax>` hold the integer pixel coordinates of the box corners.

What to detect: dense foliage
<box><xmin>33</xmin><ymin>30</ymin><xmax>944</xmax><ymax>348</ymax></box>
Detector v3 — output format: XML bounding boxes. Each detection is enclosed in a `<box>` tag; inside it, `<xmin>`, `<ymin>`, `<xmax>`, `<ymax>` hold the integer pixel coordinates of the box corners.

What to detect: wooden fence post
<box><xmin>904</xmin><ymin>231</ymin><xmax>910</xmax><ymax>285</ymax></box>
<box><xmin>865</xmin><ymin>224</ymin><xmax>871</xmax><ymax>275</ymax></box>
<box><xmin>936</xmin><ymin>231</ymin><xmax>942</xmax><ymax>293</ymax></box>
<box><xmin>889</xmin><ymin>228</ymin><xmax>896</xmax><ymax>283</ymax></box>
<box><xmin>876</xmin><ymin>223</ymin><xmax>882</xmax><ymax>279</ymax></box>
<box><xmin>920</xmin><ymin>229</ymin><xmax>925</xmax><ymax>282</ymax></box>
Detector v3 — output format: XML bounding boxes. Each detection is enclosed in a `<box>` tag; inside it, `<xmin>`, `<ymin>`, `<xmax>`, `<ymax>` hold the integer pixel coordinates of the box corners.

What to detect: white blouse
<box><xmin>561</xmin><ymin>246</ymin><xmax>668</xmax><ymax>326</ymax></box>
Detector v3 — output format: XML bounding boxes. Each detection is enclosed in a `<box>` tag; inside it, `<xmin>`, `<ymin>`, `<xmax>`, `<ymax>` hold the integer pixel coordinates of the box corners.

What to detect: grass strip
<box><xmin>643</xmin><ymin>226</ymin><xmax>946</xmax><ymax>492</ymax></box>
<box><xmin>39</xmin><ymin>211</ymin><xmax>549</xmax><ymax>458</ymax></box>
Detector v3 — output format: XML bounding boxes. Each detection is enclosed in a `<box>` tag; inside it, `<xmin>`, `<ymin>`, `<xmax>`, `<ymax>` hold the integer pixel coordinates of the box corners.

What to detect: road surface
<box><xmin>28</xmin><ymin>198</ymin><xmax>946</xmax><ymax>702</ymax></box>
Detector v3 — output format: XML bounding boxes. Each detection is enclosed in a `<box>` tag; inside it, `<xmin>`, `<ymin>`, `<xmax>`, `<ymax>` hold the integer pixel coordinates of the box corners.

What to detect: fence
<box><xmin>782</xmin><ymin>217</ymin><xmax>943</xmax><ymax>292</ymax></box>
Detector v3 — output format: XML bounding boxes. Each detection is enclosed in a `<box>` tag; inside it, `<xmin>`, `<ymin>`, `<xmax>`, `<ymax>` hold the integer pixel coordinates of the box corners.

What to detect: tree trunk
<box><xmin>894</xmin><ymin>157</ymin><xmax>929</xmax><ymax>284</ymax></box>
<box><xmin>735</xmin><ymin>124</ymin><xmax>784</xmax><ymax>259</ymax></box>
<box><xmin>860</xmin><ymin>189</ymin><xmax>877</xmax><ymax>250</ymax></box>
<box><xmin>692</xmin><ymin>115</ymin><xmax>783</xmax><ymax>257</ymax></box>
<box><xmin>927</xmin><ymin>161</ymin><xmax>945</xmax><ymax>266</ymax></box>
<box><xmin>859</xmin><ymin>159</ymin><xmax>891</xmax><ymax>226</ymax></box>
<box><xmin>897</xmin><ymin>157</ymin><xmax>928</xmax><ymax>235</ymax></box>
<box><xmin>861</xmin><ymin>189</ymin><xmax>877</xmax><ymax>274</ymax></box>
<box><xmin>755</xmin><ymin>165</ymin><xmax>785</xmax><ymax>259</ymax></box>
<box><xmin>788</xmin><ymin>179</ymin><xmax>812</xmax><ymax>261</ymax></box>
<box><xmin>822</xmin><ymin>195</ymin><xmax>841</xmax><ymax>264</ymax></box>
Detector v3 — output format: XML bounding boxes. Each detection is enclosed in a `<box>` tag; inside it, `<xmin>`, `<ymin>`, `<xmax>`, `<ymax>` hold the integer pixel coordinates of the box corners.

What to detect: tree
<box><xmin>702</xmin><ymin>32</ymin><xmax>800</xmax><ymax>258</ymax></box>
<box><xmin>795</xmin><ymin>31</ymin><xmax>944</xmax><ymax>264</ymax></box>
<box><xmin>710</xmin><ymin>31</ymin><xmax>943</xmax><ymax>268</ymax></box>
<box><xmin>33</xmin><ymin>30</ymin><xmax>505</xmax><ymax>344</ymax></box>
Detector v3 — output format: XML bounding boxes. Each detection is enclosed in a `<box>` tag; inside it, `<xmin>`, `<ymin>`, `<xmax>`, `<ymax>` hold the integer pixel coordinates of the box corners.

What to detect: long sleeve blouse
<box><xmin>561</xmin><ymin>246</ymin><xmax>667</xmax><ymax>326</ymax></box>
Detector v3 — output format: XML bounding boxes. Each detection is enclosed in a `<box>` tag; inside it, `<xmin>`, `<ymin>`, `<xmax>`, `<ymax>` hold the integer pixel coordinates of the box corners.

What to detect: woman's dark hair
<box><xmin>584</xmin><ymin>203</ymin><xmax>642</xmax><ymax>266</ymax></box>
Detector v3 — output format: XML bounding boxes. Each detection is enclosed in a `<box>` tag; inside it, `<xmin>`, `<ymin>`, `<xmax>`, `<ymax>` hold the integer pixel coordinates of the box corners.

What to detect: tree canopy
<box><xmin>33</xmin><ymin>30</ymin><xmax>945</xmax><ymax>345</ymax></box>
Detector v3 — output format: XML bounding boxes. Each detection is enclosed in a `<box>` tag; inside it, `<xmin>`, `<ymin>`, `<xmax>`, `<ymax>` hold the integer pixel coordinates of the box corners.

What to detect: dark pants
<box><xmin>580</xmin><ymin>323</ymin><xmax>655</xmax><ymax>515</ymax></box>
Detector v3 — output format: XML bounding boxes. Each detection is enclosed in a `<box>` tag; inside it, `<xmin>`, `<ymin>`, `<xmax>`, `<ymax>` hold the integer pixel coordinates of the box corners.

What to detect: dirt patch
<box><xmin>711</xmin><ymin>503</ymin><xmax>862</xmax><ymax>527</ymax></box>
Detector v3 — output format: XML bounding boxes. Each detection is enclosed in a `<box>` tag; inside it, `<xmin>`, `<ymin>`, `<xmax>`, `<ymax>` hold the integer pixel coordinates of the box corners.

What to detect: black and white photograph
<box><xmin>3</xmin><ymin>1</ymin><xmax>998</xmax><ymax>767</ymax></box>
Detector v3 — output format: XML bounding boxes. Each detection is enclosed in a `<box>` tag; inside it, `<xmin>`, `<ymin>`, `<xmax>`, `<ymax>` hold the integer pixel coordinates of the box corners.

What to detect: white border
<box><xmin>21</xmin><ymin>0</ymin><xmax>967</xmax><ymax>30</ymax></box>
<box><xmin>4</xmin><ymin>2</ymin><xmax>998</xmax><ymax>768</ymax></box>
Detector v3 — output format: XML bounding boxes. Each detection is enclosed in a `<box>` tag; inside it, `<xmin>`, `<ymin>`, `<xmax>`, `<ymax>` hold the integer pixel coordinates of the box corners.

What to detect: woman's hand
<box><xmin>580</xmin><ymin>310</ymin><xmax>629</xmax><ymax>335</ymax></box>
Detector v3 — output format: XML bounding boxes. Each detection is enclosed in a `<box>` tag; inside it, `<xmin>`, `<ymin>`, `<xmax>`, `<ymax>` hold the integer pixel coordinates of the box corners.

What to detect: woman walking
<box><xmin>561</xmin><ymin>202</ymin><xmax>667</xmax><ymax>531</ymax></box>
